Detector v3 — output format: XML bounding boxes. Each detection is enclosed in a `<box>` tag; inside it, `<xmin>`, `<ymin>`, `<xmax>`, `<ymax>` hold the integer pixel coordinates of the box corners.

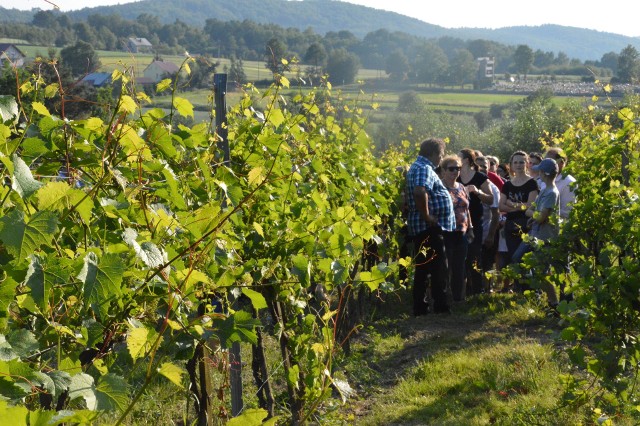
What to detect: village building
<box><xmin>143</xmin><ymin>60</ymin><xmax>180</xmax><ymax>83</ymax></box>
<box><xmin>126</xmin><ymin>37</ymin><xmax>153</xmax><ymax>53</ymax></box>
<box><xmin>0</xmin><ymin>43</ymin><xmax>26</xmax><ymax>68</ymax></box>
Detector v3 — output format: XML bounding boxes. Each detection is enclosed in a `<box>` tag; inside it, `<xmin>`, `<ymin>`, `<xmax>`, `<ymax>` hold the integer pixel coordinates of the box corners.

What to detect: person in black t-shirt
<box><xmin>498</xmin><ymin>151</ymin><xmax>539</xmax><ymax>265</ymax></box>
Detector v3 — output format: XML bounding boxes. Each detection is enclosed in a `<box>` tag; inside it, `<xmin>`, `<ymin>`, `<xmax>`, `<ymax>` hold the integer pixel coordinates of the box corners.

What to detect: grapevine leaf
<box><xmin>0</xmin><ymin>210</ymin><xmax>58</xmax><ymax>262</ymax></box>
<box><xmin>6</xmin><ymin>329</ymin><xmax>39</xmax><ymax>358</ymax></box>
<box><xmin>0</xmin><ymin>277</ymin><xmax>16</xmax><ymax>327</ymax></box>
<box><xmin>68</xmin><ymin>373</ymin><xmax>97</xmax><ymax>410</ymax></box>
<box><xmin>27</xmin><ymin>410</ymin><xmax>54</xmax><ymax>426</ymax></box>
<box><xmin>46</xmin><ymin>370</ymin><xmax>72</xmax><ymax>398</ymax></box>
<box><xmin>77</xmin><ymin>253</ymin><xmax>124</xmax><ymax>321</ymax></box>
<box><xmin>24</xmin><ymin>255</ymin><xmax>47</xmax><ymax>313</ymax></box>
<box><xmin>11</xmin><ymin>154</ymin><xmax>44</xmax><ymax>199</ymax></box>
<box><xmin>227</xmin><ymin>408</ymin><xmax>269</xmax><ymax>426</ymax></box>
<box><xmin>31</xmin><ymin>102</ymin><xmax>50</xmax><ymax>117</ymax></box>
<box><xmin>267</xmin><ymin>109</ymin><xmax>285</xmax><ymax>128</ymax></box>
<box><xmin>95</xmin><ymin>374</ymin><xmax>128</xmax><ymax>412</ymax></box>
<box><xmin>157</xmin><ymin>362</ymin><xmax>185</xmax><ymax>388</ymax></box>
<box><xmin>173</xmin><ymin>97</ymin><xmax>193</xmax><ymax>118</ymax></box>
<box><xmin>118</xmin><ymin>95</ymin><xmax>137</xmax><ymax>114</ymax></box>
<box><xmin>36</xmin><ymin>182</ymin><xmax>93</xmax><ymax>225</ymax></box>
<box><xmin>0</xmin><ymin>95</ymin><xmax>18</xmax><ymax>124</ymax></box>
<box><xmin>127</xmin><ymin>326</ymin><xmax>150</xmax><ymax>362</ymax></box>
<box><xmin>49</xmin><ymin>410</ymin><xmax>100</xmax><ymax>425</ymax></box>
<box><xmin>241</xmin><ymin>288</ymin><xmax>267</xmax><ymax>311</ymax></box>
<box><xmin>156</xmin><ymin>78</ymin><xmax>172</xmax><ymax>93</ymax></box>
<box><xmin>0</xmin><ymin>400</ymin><xmax>28</xmax><ymax>424</ymax></box>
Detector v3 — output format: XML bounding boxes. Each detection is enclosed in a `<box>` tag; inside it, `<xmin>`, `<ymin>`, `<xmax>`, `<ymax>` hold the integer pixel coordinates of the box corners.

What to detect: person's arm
<box><xmin>477</xmin><ymin>179</ymin><xmax>495</xmax><ymax>204</ymax></box>
<box><xmin>484</xmin><ymin>207</ymin><xmax>499</xmax><ymax>247</ymax></box>
<box><xmin>525</xmin><ymin>189</ymin><xmax>539</xmax><ymax>207</ymax></box>
<box><xmin>499</xmin><ymin>192</ymin><xmax>527</xmax><ymax>213</ymax></box>
<box><xmin>413</xmin><ymin>185</ymin><xmax>437</xmax><ymax>226</ymax></box>
<box><xmin>526</xmin><ymin>206</ymin><xmax>551</xmax><ymax>224</ymax></box>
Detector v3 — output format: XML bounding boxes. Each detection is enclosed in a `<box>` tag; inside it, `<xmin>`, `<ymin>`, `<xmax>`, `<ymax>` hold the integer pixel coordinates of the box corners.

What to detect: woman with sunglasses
<box><xmin>499</xmin><ymin>151</ymin><xmax>539</xmax><ymax>269</ymax></box>
<box><xmin>439</xmin><ymin>155</ymin><xmax>474</xmax><ymax>302</ymax></box>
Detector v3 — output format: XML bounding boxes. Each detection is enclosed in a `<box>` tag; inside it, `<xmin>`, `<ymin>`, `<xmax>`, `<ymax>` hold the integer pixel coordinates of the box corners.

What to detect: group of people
<box><xmin>405</xmin><ymin>138</ymin><xmax>576</xmax><ymax>315</ymax></box>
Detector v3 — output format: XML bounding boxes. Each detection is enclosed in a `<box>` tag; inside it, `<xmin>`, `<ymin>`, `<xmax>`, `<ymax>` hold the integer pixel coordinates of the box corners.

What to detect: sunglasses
<box><xmin>512</xmin><ymin>161</ymin><xmax>526</xmax><ymax>164</ymax></box>
<box><xmin>445</xmin><ymin>166</ymin><xmax>461</xmax><ymax>172</ymax></box>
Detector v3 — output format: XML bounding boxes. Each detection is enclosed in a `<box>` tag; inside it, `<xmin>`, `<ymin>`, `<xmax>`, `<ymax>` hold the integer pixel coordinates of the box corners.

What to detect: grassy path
<box><xmin>329</xmin><ymin>293</ymin><xmax>603</xmax><ymax>425</ymax></box>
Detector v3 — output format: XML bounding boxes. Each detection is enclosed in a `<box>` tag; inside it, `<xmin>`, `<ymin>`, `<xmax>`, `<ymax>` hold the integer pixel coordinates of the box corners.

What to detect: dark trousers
<box><xmin>444</xmin><ymin>231</ymin><xmax>468</xmax><ymax>302</ymax></box>
<box><xmin>466</xmin><ymin>224</ymin><xmax>483</xmax><ymax>295</ymax></box>
<box><xmin>413</xmin><ymin>226</ymin><xmax>450</xmax><ymax>315</ymax></box>
<box><xmin>481</xmin><ymin>228</ymin><xmax>499</xmax><ymax>291</ymax></box>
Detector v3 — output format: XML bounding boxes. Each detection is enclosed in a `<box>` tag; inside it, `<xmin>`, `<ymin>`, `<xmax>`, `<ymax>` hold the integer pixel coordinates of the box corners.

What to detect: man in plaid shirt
<box><xmin>406</xmin><ymin>138</ymin><xmax>456</xmax><ymax>315</ymax></box>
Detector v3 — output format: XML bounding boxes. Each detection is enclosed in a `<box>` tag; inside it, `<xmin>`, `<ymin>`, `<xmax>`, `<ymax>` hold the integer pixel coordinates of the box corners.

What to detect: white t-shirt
<box><xmin>482</xmin><ymin>181</ymin><xmax>500</xmax><ymax>242</ymax></box>
<box><xmin>555</xmin><ymin>173</ymin><xmax>576</xmax><ymax>219</ymax></box>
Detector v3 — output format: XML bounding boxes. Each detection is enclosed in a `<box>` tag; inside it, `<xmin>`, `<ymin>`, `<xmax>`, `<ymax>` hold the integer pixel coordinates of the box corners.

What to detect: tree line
<box><xmin>2</xmin><ymin>10</ymin><xmax>640</xmax><ymax>86</ymax></box>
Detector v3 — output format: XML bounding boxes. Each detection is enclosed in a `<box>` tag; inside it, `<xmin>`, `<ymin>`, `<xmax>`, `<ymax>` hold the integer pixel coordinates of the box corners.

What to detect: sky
<box><xmin>2</xmin><ymin>0</ymin><xmax>639</xmax><ymax>38</ymax></box>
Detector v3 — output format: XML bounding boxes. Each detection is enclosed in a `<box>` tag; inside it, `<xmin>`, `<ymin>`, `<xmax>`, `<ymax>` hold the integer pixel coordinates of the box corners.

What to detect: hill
<box><xmin>2</xmin><ymin>0</ymin><xmax>640</xmax><ymax>61</ymax></box>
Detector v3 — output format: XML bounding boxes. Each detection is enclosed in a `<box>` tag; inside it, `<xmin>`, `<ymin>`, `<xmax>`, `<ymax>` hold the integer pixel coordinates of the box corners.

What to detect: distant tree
<box><xmin>32</xmin><ymin>10</ymin><xmax>57</xmax><ymax>28</ymax></box>
<box><xmin>599</xmin><ymin>51</ymin><xmax>619</xmax><ymax>73</ymax></box>
<box><xmin>385</xmin><ymin>49</ymin><xmax>409</xmax><ymax>80</ymax></box>
<box><xmin>304</xmin><ymin>42</ymin><xmax>327</xmax><ymax>71</ymax></box>
<box><xmin>326</xmin><ymin>48</ymin><xmax>360</xmax><ymax>85</ymax></box>
<box><xmin>397</xmin><ymin>91</ymin><xmax>425</xmax><ymax>113</ymax></box>
<box><xmin>513</xmin><ymin>44</ymin><xmax>534</xmax><ymax>79</ymax></box>
<box><xmin>60</xmin><ymin>41</ymin><xmax>101</xmax><ymax>77</ymax></box>
<box><xmin>617</xmin><ymin>45</ymin><xmax>640</xmax><ymax>84</ymax></box>
<box><xmin>554</xmin><ymin>51</ymin><xmax>570</xmax><ymax>67</ymax></box>
<box><xmin>188</xmin><ymin>56</ymin><xmax>219</xmax><ymax>89</ymax></box>
<box><xmin>265</xmin><ymin>37</ymin><xmax>288</xmax><ymax>75</ymax></box>
<box><xmin>448</xmin><ymin>48</ymin><xmax>476</xmax><ymax>87</ymax></box>
<box><xmin>466</xmin><ymin>39</ymin><xmax>492</xmax><ymax>59</ymax></box>
<box><xmin>533</xmin><ymin>49</ymin><xmax>554</xmax><ymax>68</ymax></box>
<box><xmin>229</xmin><ymin>55</ymin><xmax>246</xmax><ymax>85</ymax></box>
<box><xmin>414</xmin><ymin>42</ymin><xmax>448</xmax><ymax>86</ymax></box>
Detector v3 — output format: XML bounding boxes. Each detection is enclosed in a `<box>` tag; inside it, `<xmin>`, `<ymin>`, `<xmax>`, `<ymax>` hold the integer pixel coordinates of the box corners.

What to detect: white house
<box><xmin>0</xmin><ymin>44</ymin><xmax>26</xmax><ymax>67</ymax></box>
<box><xmin>143</xmin><ymin>60</ymin><xmax>180</xmax><ymax>83</ymax></box>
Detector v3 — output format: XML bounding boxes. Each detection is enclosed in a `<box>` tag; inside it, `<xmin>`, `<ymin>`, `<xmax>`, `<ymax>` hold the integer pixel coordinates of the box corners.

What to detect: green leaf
<box><xmin>49</xmin><ymin>410</ymin><xmax>100</xmax><ymax>425</ymax></box>
<box><xmin>118</xmin><ymin>95</ymin><xmax>137</xmax><ymax>114</ymax></box>
<box><xmin>95</xmin><ymin>374</ymin><xmax>128</xmax><ymax>412</ymax></box>
<box><xmin>0</xmin><ymin>210</ymin><xmax>58</xmax><ymax>262</ymax></box>
<box><xmin>24</xmin><ymin>254</ymin><xmax>48</xmax><ymax>313</ymax></box>
<box><xmin>242</xmin><ymin>288</ymin><xmax>267</xmax><ymax>310</ymax></box>
<box><xmin>127</xmin><ymin>325</ymin><xmax>153</xmax><ymax>362</ymax></box>
<box><xmin>267</xmin><ymin>109</ymin><xmax>285</xmax><ymax>128</ymax></box>
<box><xmin>77</xmin><ymin>253</ymin><xmax>124</xmax><ymax>321</ymax></box>
<box><xmin>0</xmin><ymin>400</ymin><xmax>28</xmax><ymax>425</ymax></box>
<box><xmin>0</xmin><ymin>95</ymin><xmax>18</xmax><ymax>124</ymax></box>
<box><xmin>47</xmin><ymin>370</ymin><xmax>72</xmax><ymax>399</ymax></box>
<box><xmin>6</xmin><ymin>329</ymin><xmax>39</xmax><ymax>358</ymax></box>
<box><xmin>227</xmin><ymin>408</ymin><xmax>269</xmax><ymax>426</ymax></box>
<box><xmin>11</xmin><ymin>154</ymin><xmax>44</xmax><ymax>199</ymax></box>
<box><xmin>0</xmin><ymin>277</ymin><xmax>16</xmax><ymax>327</ymax></box>
<box><xmin>27</xmin><ymin>410</ymin><xmax>54</xmax><ymax>426</ymax></box>
<box><xmin>36</xmin><ymin>182</ymin><xmax>94</xmax><ymax>225</ymax></box>
<box><xmin>31</xmin><ymin>102</ymin><xmax>50</xmax><ymax>117</ymax></box>
<box><xmin>173</xmin><ymin>97</ymin><xmax>194</xmax><ymax>118</ymax></box>
<box><xmin>68</xmin><ymin>373</ymin><xmax>97</xmax><ymax>410</ymax></box>
<box><xmin>156</xmin><ymin>78</ymin><xmax>172</xmax><ymax>93</ymax></box>
<box><xmin>157</xmin><ymin>362</ymin><xmax>185</xmax><ymax>388</ymax></box>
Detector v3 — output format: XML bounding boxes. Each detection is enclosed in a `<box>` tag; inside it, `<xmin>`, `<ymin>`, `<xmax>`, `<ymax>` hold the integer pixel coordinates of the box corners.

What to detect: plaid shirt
<box><xmin>406</xmin><ymin>155</ymin><xmax>456</xmax><ymax>235</ymax></box>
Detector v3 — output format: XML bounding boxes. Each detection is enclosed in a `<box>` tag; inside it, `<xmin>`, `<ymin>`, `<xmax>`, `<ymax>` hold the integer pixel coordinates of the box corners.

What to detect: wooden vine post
<box><xmin>213</xmin><ymin>73</ymin><xmax>244</xmax><ymax>418</ymax></box>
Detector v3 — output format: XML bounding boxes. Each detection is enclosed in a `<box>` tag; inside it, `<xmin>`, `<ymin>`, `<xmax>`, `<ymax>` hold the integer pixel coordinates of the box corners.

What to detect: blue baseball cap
<box><xmin>532</xmin><ymin>158</ymin><xmax>559</xmax><ymax>175</ymax></box>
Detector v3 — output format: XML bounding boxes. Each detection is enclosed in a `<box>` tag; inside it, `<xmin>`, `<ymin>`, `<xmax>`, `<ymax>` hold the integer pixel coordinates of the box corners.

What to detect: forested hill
<box><xmin>2</xmin><ymin>0</ymin><xmax>640</xmax><ymax>61</ymax></box>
